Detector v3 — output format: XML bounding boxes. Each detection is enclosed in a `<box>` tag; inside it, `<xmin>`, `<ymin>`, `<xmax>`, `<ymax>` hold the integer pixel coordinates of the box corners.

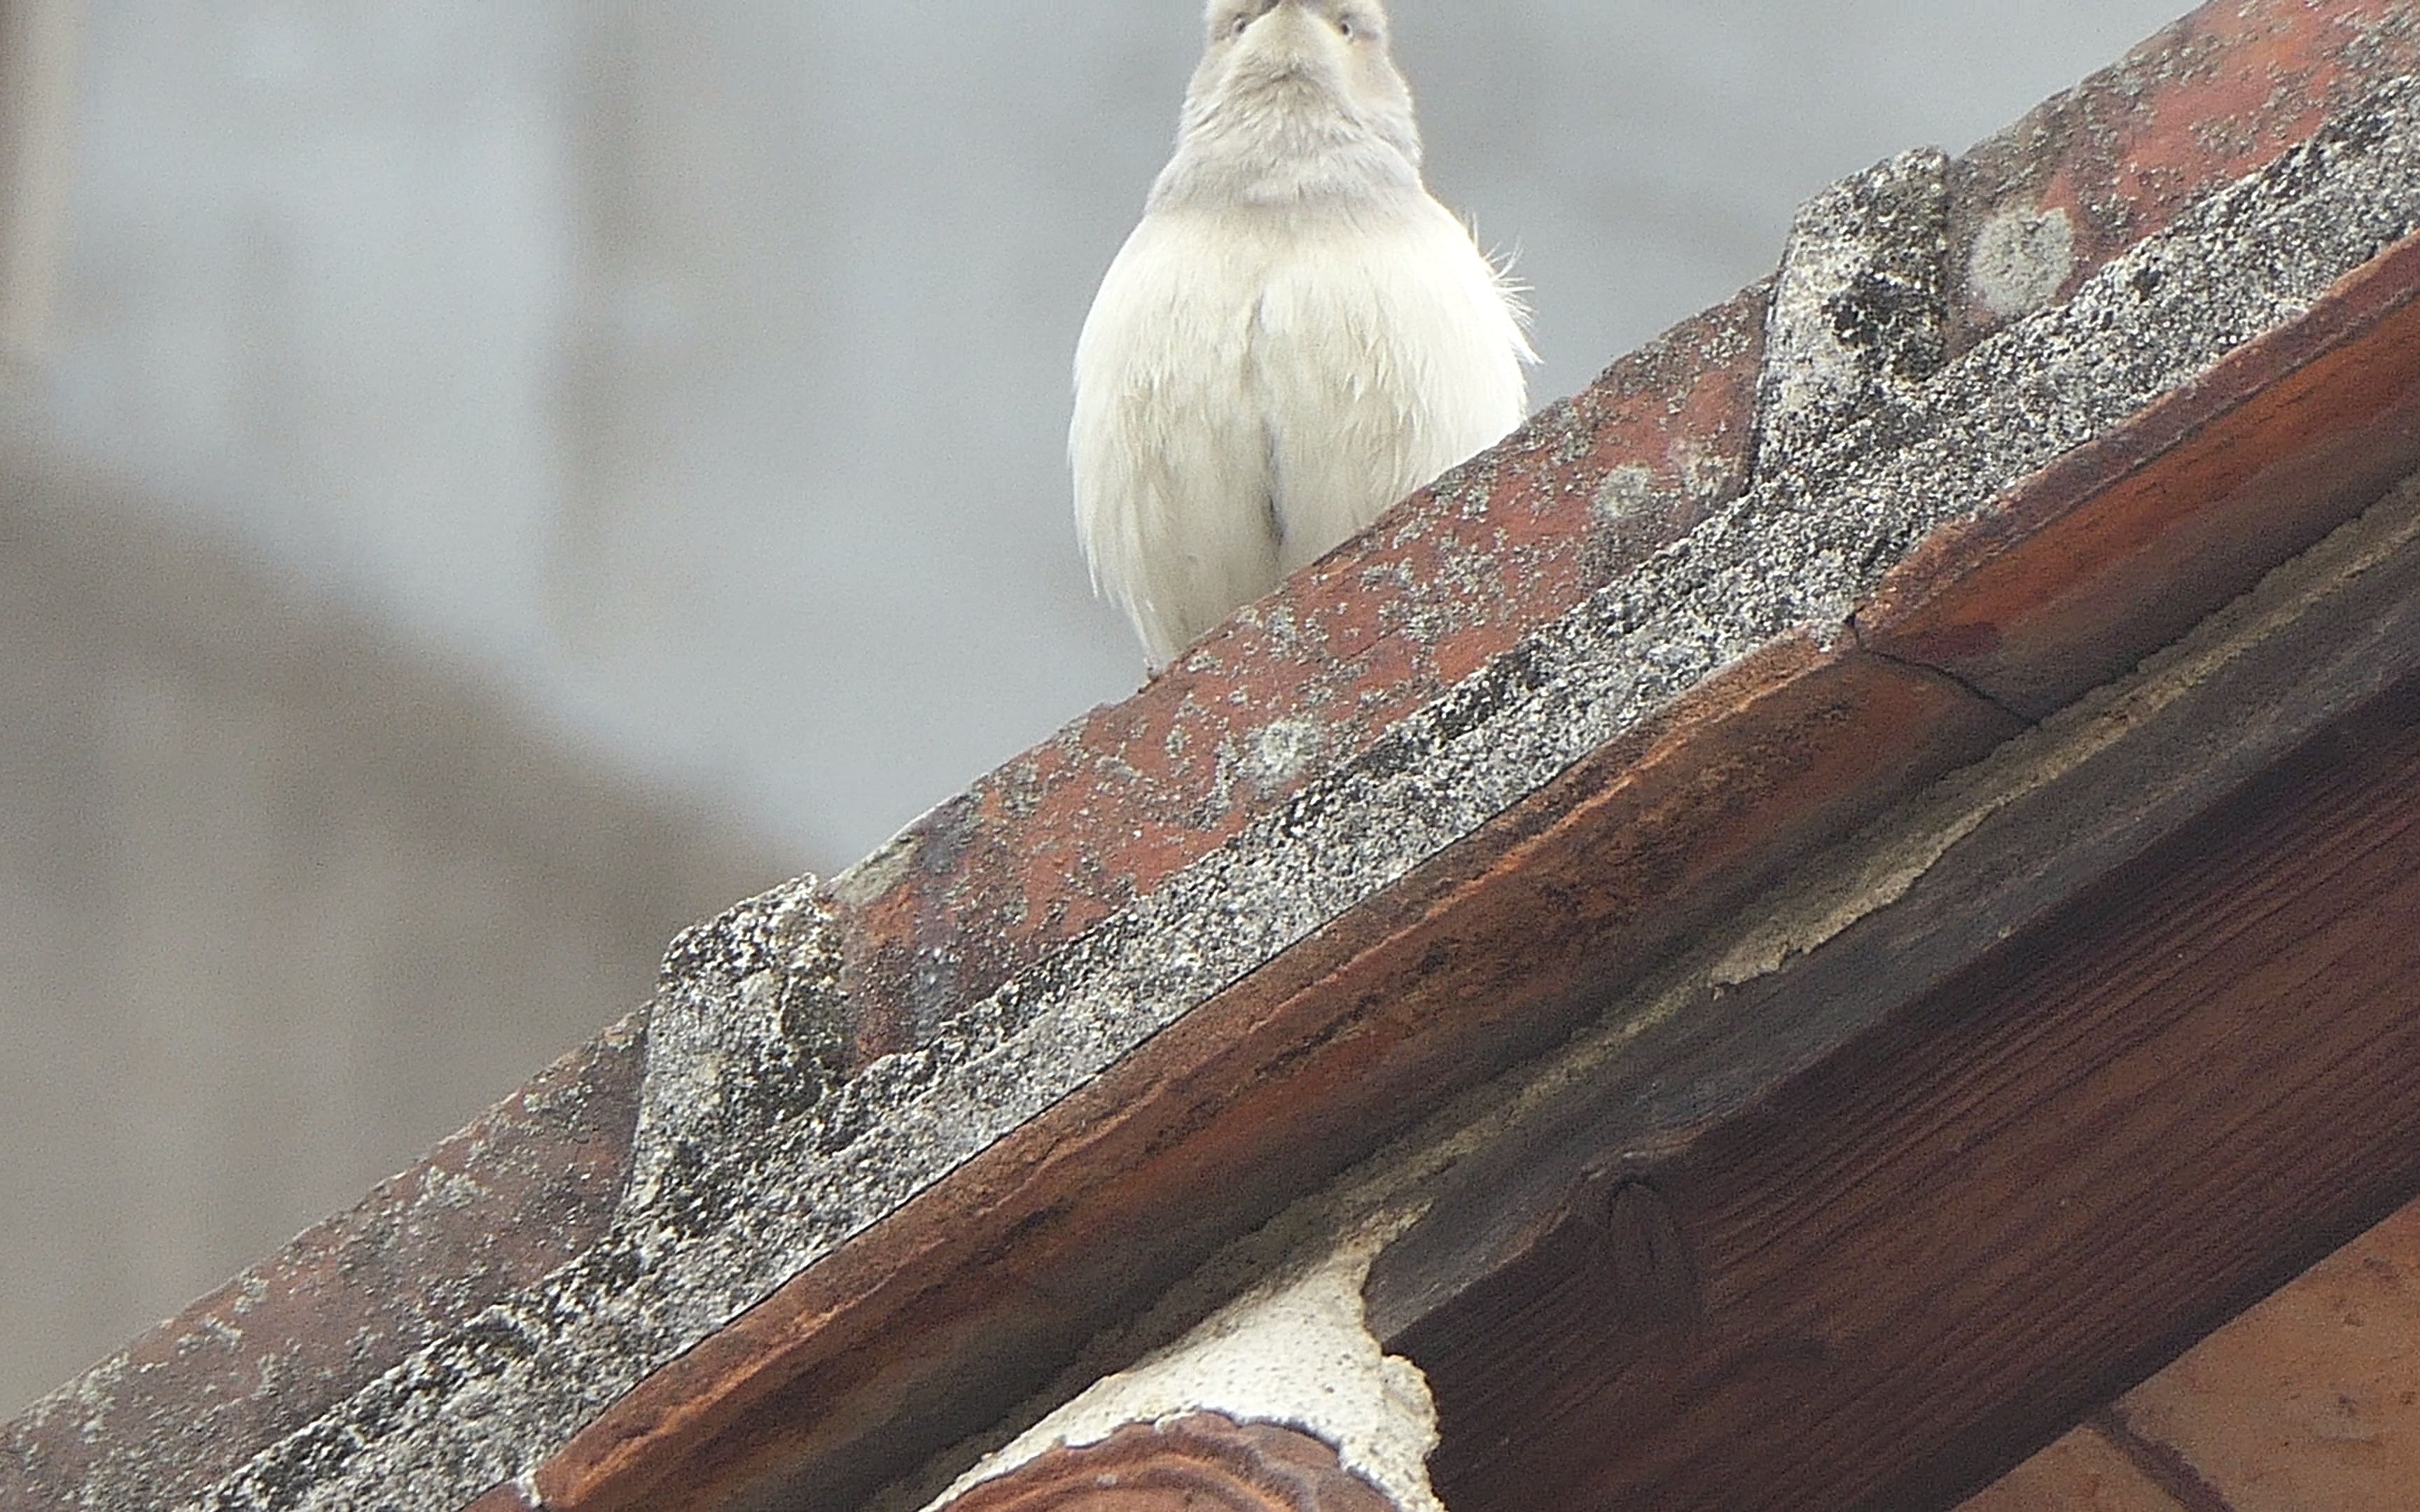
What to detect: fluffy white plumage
<box><xmin>1073</xmin><ymin>0</ymin><xmax>1534</xmax><ymax>668</ymax></box>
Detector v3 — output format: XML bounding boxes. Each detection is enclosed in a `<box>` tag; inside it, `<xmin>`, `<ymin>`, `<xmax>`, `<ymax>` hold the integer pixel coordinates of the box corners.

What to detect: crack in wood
<box><xmin>1848</xmin><ymin>612</ymin><xmax>2043</xmax><ymax>729</ymax></box>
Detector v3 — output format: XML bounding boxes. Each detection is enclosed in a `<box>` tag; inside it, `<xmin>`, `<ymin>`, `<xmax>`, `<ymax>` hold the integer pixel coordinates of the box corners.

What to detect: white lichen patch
<box><xmin>1241</xmin><ymin>717</ymin><xmax>1327</xmax><ymax>795</ymax></box>
<box><xmin>1968</xmin><ymin>204</ymin><xmax>2078</xmax><ymax>321</ymax></box>
<box><xmin>1591</xmin><ymin>463</ymin><xmax>1656</xmax><ymax>524</ymax></box>
<box><xmin>927</xmin><ymin>1234</ymin><xmax>1443</xmax><ymax>1512</ymax></box>
<box><xmin>417</xmin><ymin>1166</ymin><xmax>489</xmax><ymax>1212</ymax></box>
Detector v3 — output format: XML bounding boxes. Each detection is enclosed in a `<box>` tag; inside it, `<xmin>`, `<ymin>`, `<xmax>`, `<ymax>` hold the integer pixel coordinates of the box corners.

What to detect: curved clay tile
<box><xmin>941</xmin><ymin>1415</ymin><xmax>1401</xmax><ymax>1512</ymax></box>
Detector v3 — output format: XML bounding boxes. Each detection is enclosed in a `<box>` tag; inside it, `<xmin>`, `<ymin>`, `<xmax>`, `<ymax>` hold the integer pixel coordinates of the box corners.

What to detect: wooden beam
<box><xmin>1363</xmin><ymin>477</ymin><xmax>2420</xmax><ymax>1511</ymax></box>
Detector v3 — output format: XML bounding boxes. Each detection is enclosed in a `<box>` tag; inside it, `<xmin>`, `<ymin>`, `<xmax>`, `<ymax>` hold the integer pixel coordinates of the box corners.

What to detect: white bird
<box><xmin>1072</xmin><ymin>0</ymin><xmax>1534</xmax><ymax>669</ymax></box>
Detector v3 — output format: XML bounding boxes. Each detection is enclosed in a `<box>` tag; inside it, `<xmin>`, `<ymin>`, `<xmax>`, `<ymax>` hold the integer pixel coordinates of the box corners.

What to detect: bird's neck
<box><xmin>1151</xmin><ymin>101</ymin><xmax>1424</xmax><ymax>214</ymax></box>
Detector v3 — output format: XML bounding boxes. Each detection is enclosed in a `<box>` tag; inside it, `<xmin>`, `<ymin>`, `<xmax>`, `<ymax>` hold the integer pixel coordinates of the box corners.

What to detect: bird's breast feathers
<box><xmin>1072</xmin><ymin>197</ymin><xmax>1529</xmax><ymax>664</ymax></box>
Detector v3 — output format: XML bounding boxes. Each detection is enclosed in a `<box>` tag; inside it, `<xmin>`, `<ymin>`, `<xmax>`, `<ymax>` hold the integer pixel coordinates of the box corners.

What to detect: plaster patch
<box><xmin>927</xmin><ymin>1236</ymin><xmax>1442</xmax><ymax>1512</ymax></box>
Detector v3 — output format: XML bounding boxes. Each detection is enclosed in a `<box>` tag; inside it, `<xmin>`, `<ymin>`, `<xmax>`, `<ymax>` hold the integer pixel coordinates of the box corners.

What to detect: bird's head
<box><xmin>1160</xmin><ymin>0</ymin><xmax>1423</xmax><ymax>208</ymax></box>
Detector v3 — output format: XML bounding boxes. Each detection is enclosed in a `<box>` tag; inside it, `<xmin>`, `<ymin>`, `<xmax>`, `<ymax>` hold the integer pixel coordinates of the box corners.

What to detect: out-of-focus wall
<box><xmin>0</xmin><ymin>424</ymin><xmax>779</xmax><ymax>1412</ymax></box>
<box><xmin>0</xmin><ymin>0</ymin><xmax>78</xmax><ymax>359</ymax></box>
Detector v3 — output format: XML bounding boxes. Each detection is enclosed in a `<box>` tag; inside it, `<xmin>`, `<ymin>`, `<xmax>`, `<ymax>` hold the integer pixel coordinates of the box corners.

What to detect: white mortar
<box><xmin>926</xmin><ymin>1233</ymin><xmax>1443</xmax><ymax>1512</ymax></box>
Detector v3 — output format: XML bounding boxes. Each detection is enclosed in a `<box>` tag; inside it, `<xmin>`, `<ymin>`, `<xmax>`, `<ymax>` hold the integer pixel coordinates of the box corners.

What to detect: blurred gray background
<box><xmin>0</xmin><ymin>0</ymin><xmax>2189</xmax><ymax>1414</ymax></box>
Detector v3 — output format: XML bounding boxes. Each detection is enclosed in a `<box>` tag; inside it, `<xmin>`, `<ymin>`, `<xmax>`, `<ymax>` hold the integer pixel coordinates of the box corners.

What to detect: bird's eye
<box><xmin>1336</xmin><ymin>14</ymin><xmax>1360</xmax><ymax>38</ymax></box>
<box><xmin>1228</xmin><ymin>13</ymin><xmax>1251</xmax><ymax>36</ymax></box>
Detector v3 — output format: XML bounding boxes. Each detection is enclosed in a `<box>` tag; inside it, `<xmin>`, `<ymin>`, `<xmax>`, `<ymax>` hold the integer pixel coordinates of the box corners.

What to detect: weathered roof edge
<box><xmin>922</xmin><ymin>449</ymin><xmax>2420</xmax><ymax>1512</ymax></box>
<box><xmin>12</xmin><ymin>3</ymin><xmax>2420</xmax><ymax>1508</ymax></box>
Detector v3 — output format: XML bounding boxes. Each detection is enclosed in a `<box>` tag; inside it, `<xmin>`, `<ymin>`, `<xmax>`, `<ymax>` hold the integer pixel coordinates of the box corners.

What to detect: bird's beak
<box><xmin>1244</xmin><ymin>1</ymin><xmax>1328</xmax><ymax>72</ymax></box>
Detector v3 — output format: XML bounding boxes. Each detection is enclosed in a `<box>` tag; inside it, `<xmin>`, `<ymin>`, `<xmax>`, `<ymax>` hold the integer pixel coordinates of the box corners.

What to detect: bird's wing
<box><xmin>1073</xmin><ymin>214</ymin><xmax>1285</xmax><ymax>665</ymax></box>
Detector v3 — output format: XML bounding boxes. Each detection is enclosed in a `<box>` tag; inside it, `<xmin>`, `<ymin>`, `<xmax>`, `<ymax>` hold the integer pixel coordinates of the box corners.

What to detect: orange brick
<box><xmin>2116</xmin><ymin>1199</ymin><xmax>2420</xmax><ymax>1512</ymax></box>
<box><xmin>1958</xmin><ymin>1427</ymin><xmax>2187</xmax><ymax>1512</ymax></box>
